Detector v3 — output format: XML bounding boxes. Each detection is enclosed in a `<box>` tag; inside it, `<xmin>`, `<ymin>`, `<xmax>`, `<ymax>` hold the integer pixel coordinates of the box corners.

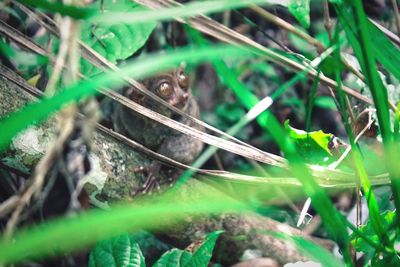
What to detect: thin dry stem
<box><xmin>4</xmin><ymin>9</ymin><xmax>82</xmax><ymax>237</ymax></box>
<box><xmin>251</xmin><ymin>5</ymin><xmax>324</xmax><ymax>51</ymax></box>
<box><xmin>45</xmin><ymin>16</ymin><xmax>72</xmax><ymax>96</ymax></box>
<box><xmin>323</xmin><ymin>0</ymin><xmax>332</xmax><ymax>40</ymax></box>
<box><xmin>391</xmin><ymin>0</ymin><xmax>400</xmax><ymax>37</ymax></box>
<box><xmin>4</xmin><ymin>118</ymin><xmax>75</xmax><ymax>237</ymax></box>
<box><xmin>328</xmin><ymin>109</ymin><xmax>375</xmax><ymax>170</ymax></box>
<box><xmin>250</xmin><ymin>4</ymin><xmax>365</xmax><ymax>83</ymax></box>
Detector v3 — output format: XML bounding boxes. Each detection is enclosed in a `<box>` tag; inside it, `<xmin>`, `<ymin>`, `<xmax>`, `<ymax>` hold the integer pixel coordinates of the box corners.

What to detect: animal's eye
<box><xmin>178</xmin><ymin>73</ymin><xmax>189</xmax><ymax>89</ymax></box>
<box><xmin>158</xmin><ymin>82</ymin><xmax>174</xmax><ymax>98</ymax></box>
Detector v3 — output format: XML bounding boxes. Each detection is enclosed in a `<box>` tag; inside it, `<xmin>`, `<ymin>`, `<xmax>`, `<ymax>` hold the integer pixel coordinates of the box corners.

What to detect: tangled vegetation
<box><xmin>0</xmin><ymin>0</ymin><xmax>400</xmax><ymax>266</ymax></box>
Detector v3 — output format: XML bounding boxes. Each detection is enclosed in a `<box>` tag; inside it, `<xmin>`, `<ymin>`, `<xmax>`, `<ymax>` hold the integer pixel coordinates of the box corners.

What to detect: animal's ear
<box><xmin>125</xmin><ymin>87</ymin><xmax>144</xmax><ymax>102</ymax></box>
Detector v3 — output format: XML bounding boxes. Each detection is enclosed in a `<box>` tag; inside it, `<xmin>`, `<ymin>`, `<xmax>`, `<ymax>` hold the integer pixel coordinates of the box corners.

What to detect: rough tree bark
<box><xmin>0</xmin><ymin>74</ymin><xmax>334</xmax><ymax>265</ymax></box>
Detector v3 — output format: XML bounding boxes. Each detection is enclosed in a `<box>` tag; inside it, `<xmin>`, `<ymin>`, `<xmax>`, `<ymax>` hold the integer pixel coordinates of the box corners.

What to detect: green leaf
<box><xmin>152</xmin><ymin>231</ymin><xmax>222</xmax><ymax>267</ymax></box>
<box><xmin>152</xmin><ymin>249</ymin><xmax>188</xmax><ymax>267</ymax></box>
<box><xmin>368</xmin><ymin>21</ymin><xmax>400</xmax><ymax>82</ymax></box>
<box><xmin>81</xmin><ymin>1</ymin><xmax>156</xmax><ymax>76</ymax></box>
<box><xmin>17</xmin><ymin>0</ymin><xmax>95</xmax><ymax>19</ymax></box>
<box><xmin>351</xmin><ymin>210</ymin><xmax>397</xmax><ymax>253</ymax></box>
<box><xmin>89</xmin><ymin>234</ymin><xmax>145</xmax><ymax>267</ymax></box>
<box><xmin>184</xmin><ymin>231</ymin><xmax>223</xmax><ymax>267</ymax></box>
<box><xmin>336</xmin><ymin>4</ymin><xmax>400</xmax><ymax>85</ymax></box>
<box><xmin>350</xmin><ymin>210</ymin><xmax>400</xmax><ymax>265</ymax></box>
<box><xmin>179</xmin><ymin>251</ymin><xmax>192</xmax><ymax>267</ymax></box>
<box><xmin>371</xmin><ymin>251</ymin><xmax>400</xmax><ymax>267</ymax></box>
<box><xmin>0</xmin><ymin>39</ymin><xmax>16</xmax><ymax>58</ymax></box>
<box><xmin>153</xmin><ymin>249</ymin><xmax>178</xmax><ymax>267</ymax></box>
<box><xmin>284</xmin><ymin>120</ymin><xmax>334</xmax><ymax>164</ymax></box>
<box><xmin>335</xmin><ymin>3</ymin><xmax>391</xmax><ymax>140</ymax></box>
<box><xmin>288</xmin><ymin>0</ymin><xmax>310</xmax><ymax>28</ymax></box>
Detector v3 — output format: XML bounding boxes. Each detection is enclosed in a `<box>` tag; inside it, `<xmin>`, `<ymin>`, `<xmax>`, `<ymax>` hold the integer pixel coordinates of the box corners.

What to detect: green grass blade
<box><xmin>16</xmin><ymin>0</ymin><xmax>95</xmax><ymax>19</ymax></box>
<box><xmin>367</xmin><ymin>21</ymin><xmax>400</xmax><ymax>82</ymax></box>
<box><xmin>334</xmin><ymin>14</ymin><xmax>389</xmax><ymax>249</ymax></box>
<box><xmin>394</xmin><ymin>104</ymin><xmax>400</xmax><ymax>140</ymax></box>
<box><xmin>92</xmin><ymin>0</ymin><xmax>281</xmax><ymax>25</ymax></box>
<box><xmin>188</xmin><ymin>30</ymin><xmax>352</xmax><ymax>263</ymax></box>
<box><xmin>336</xmin><ymin>0</ymin><xmax>400</xmax><ymax>235</ymax></box>
<box><xmin>288</xmin><ymin>0</ymin><xmax>310</xmax><ymax>28</ymax></box>
<box><xmin>305</xmin><ymin>71</ymin><xmax>321</xmax><ymax>132</ymax></box>
<box><xmin>213</xmin><ymin>63</ymin><xmax>353</xmax><ymax>263</ymax></box>
<box><xmin>341</xmin><ymin>2</ymin><xmax>391</xmax><ymax>141</ymax></box>
<box><xmin>261</xmin><ymin>120</ymin><xmax>352</xmax><ymax>263</ymax></box>
<box><xmin>338</xmin><ymin>214</ymin><xmax>388</xmax><ymax>253</ymax></box>
<box><xmin>0</xmin><ymin>192</ymin><xmax>246</xmax><ymax>264</ymax></box>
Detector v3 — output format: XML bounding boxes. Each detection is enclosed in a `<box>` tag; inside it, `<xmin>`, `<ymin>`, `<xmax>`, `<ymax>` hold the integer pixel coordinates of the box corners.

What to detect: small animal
<box><xmin>113</xmin><ymin>67</ymin><xmax>204</xmax><ymax>193</ymax></box>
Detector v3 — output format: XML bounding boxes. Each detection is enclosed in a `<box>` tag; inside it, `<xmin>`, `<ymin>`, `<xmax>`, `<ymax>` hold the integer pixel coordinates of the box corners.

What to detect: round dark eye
<box><xmin>178</xmin><ymin>73</ymin><xmax>189</xmax><ymax>89</ymax></box>
<box><xmin>158</xmin><ymin>82</ymin><xmax>173</xmax><ymax>98</ymax></box>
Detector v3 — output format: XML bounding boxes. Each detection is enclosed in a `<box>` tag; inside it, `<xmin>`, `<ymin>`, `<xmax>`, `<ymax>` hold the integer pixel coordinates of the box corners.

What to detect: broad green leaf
<box><xmin>288</xmin><ymin>0</ymin><xmax>310</xmax><ymax>28</ymax></box>
<box><xmin>179</xmin><ymin>251</ymin><xmax>192</xmax><ymax>267</ymax></box>
<box><xmin>285</xmin><ymin>121</ymin><xmax>333</xmax><ymax>164</ymax></box>
<box><xmin>81</xmin><ymin>1</ymin><xmax>156</xmax><ymax>76</ymax></box>
<box><xmin>184</xmin><ymin>231</ymin><xmax>223</xmax><ymax>267</ymax></box>
<box><xmin>89</xmin><ymin>234</ymin><xmax>145</xmax><ymax>267</ymax></box>
<box><xmin>152</xmin><ymin>231</ymin><xmax>222</xmax><ymax>267</ymax></box>
<box><xmin>152</xmin><ymin>249</ymin><xmax>189</xmax><ymax>267</ymax></box>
